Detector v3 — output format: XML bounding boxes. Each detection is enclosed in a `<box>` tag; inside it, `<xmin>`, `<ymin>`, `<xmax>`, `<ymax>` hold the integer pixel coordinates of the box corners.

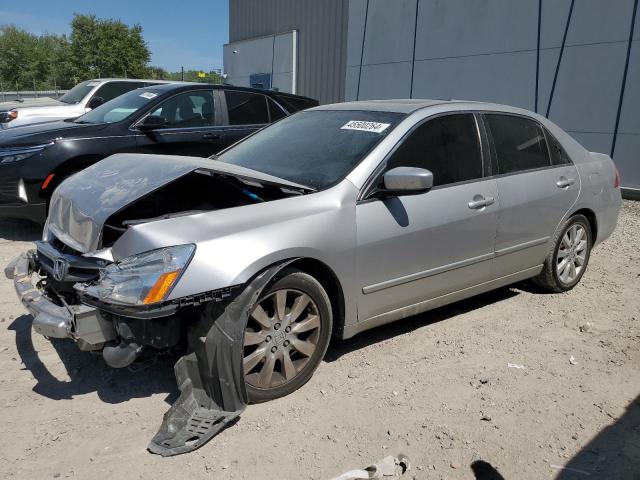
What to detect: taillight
<box><xmin>614</xmin><ymin>167</ymin><xmax>621</xmax><ymax>188</ymax></box>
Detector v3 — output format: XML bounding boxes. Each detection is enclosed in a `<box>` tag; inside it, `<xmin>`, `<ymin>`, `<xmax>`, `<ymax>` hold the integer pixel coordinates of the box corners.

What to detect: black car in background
<box><xmin>0</xmin><ymin>83</ymin><xmax>318</xmax><ymax>222</ymax></box>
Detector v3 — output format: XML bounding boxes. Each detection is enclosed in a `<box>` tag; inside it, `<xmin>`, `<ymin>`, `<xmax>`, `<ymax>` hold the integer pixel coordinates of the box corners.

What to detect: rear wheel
<box><xmin>533</xmin><ymin>214</ymin><xmax>592</xmax><ymax>292</ymax></box>
<box><xmin>243</xmin><ymin>269</ymin><xmax>332</xmax><ymax>403</ymax></box>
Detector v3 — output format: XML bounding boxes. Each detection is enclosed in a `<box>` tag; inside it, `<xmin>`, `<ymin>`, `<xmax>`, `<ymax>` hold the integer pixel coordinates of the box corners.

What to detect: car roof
<box><xmin>87</xmin><ymin>78</ymin><xmax>181</xmax><ymax>84</ymax></box>
<box><xmin>135</xmin><ymin>82</ymin><xmax>316</xmax><ymax>100</ymax></box>
<box><xmin>311</xmin><ymin>98</ymin><xmax>531</xmax><ymax>115</ymax></box>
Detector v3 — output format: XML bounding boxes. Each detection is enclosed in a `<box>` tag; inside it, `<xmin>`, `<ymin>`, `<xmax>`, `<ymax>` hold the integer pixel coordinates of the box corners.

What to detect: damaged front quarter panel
<box><xmin>37</xmin><ymin>153</ymin><xmax>359</xmax><ymax>456</ymax></box>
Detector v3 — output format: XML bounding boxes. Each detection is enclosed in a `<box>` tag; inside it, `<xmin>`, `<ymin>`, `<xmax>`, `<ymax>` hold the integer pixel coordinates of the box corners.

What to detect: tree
<box><xmin>0</xmin><ymin>15</ymin><xmax>222</xmax><ymax>92</ymax></box>
<box><xmin>0</xmin><ymin>26</ymin><xmax>50</xmax><ymax>90</ymax></box>
<box><xmin>69</xmin><ymin>14</ymin><xmax>150</xmax><ymax>79</ymax></box>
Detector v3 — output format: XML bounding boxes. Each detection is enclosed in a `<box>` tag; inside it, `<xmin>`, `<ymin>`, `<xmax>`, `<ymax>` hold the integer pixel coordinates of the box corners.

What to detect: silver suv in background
<box><xmin>0</xmin><ymin>78</ymin><xmax>173</xmax><ymax>128</ymax></box>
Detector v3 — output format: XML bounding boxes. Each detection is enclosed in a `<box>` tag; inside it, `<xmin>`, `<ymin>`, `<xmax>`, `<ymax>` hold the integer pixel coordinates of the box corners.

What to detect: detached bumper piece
<box><xmin>5</xmin><ymin>251</ymin><xmax>116</xmax><ymax>349</ymax></box>
<box><xmin>149</xmin><ymin>263</ymin><xmax>292</xmax><ymax>456</ymax></box>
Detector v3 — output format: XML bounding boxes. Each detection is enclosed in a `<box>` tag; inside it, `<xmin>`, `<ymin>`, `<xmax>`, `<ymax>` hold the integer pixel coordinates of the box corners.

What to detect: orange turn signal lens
<box><xmin>41</xmin><ymin>173</ymin><xmax>55</xmax><ymax>190</ymax></box>
<box><xmin>143</xmin><ymin>271</ymin><xmax>180</xmax><ymax>305</ymax></box>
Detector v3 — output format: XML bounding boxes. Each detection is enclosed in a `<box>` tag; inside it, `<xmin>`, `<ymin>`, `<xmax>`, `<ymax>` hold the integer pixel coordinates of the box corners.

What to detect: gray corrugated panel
<box><xmin>229</xmin><ymin>0</ymin><xmax>348</xmax><ymax>104</ymax></box>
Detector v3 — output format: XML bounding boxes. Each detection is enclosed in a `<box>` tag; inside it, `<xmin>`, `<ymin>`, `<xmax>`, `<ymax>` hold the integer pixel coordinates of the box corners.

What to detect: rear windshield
<box><xmin>217</xmin><ymin>110</ymin><xmax>405</xmax><ymax>190</ymax></box>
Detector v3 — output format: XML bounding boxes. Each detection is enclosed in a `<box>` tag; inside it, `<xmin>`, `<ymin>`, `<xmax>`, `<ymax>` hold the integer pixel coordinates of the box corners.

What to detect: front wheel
<box><xmin>533</xmin><ymin>214</ymin><xmax>592</xmax><ymax>292</ymax></box>
<box><xmin>243</xmin><ymin>269</ymin><xmax>333</xmax><ymax>403</ymax></box>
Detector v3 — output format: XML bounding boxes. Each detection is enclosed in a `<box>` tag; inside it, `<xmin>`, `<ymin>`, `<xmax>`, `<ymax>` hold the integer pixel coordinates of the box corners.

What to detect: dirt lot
<box><xmin>0</xmin><ymin>202</ymin><xmax>638</xmax><ymax>480</ymax></box>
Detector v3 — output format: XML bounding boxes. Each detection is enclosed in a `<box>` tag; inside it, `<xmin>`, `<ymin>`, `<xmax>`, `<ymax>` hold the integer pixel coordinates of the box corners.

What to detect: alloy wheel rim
<box><xmin>556</xmin><ymin>224</ymin><xmax>587</xmax><ymax>284</ymax></box>
<box><xmin>243</xmin><ymin>289</ymin><xmax>321</xmax><ymax>389</ymax></box>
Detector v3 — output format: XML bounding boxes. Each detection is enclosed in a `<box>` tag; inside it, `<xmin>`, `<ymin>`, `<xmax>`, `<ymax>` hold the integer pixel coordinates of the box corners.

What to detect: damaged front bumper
<box><xmin>5</xmin><ymin>251</ymin><xmax>116</xmax><ymax>349</ymax></box>
<box><xmin>6</xmin><ymin>247</ymin><xmax>295</xmax><ymax>456</ymax></box>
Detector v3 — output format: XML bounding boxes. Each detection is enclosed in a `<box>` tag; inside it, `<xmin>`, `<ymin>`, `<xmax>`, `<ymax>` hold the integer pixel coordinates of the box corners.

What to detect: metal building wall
<box><xmin>229</xmin><ymin>0</ymin><xmax>349</xmax><ymax>104</ymax></box>
<box><xmin>345</xmin><ymin>0</ymin><xmax>640</xmax><ymax>192</ymax></box>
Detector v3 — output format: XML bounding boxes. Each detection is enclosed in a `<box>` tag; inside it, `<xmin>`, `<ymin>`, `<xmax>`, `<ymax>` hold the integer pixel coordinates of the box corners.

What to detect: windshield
<box><xmin>73</xmin><ymin>88</ymin><xmax>162</xmax><ymax>124</ymax></box>
<box><xmin>217</xmin><ymin>110</ymin><xmax>405</xmax><ymax>190</ymax></box>
<box><xmin>59</xmin><ymin>80</ymin><xmax>99</xmax><ymax>104</ymax></box>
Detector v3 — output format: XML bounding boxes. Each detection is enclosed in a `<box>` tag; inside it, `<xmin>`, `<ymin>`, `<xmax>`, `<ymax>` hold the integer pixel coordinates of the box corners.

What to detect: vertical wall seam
<box><xmin>611</xmin><ymin>0</ymin><xmax>639</xmax><ymax>157</ymax></box>
<box><xmin>409</xmin><ymin>0</ymin><xmax>420</xmax><ymax>98</ymax></box>
<box><xmin>270</xmin><ymin>35</ymin><xmax>276</xmax><ymax>88</ymax></box>
<box><xmin>356</xmin><ymin>0</ymin><xmax>370</xmax><ymax>100</ymax></box>
<box><xmin>535</xmin><ymin>0</ymin><xmax>542</xmax><ymax>112</ymax></box>
<box><xmin>546</xmin><ymin>0</ymin><xmax>575</xmax><ymax>117</ymax></box>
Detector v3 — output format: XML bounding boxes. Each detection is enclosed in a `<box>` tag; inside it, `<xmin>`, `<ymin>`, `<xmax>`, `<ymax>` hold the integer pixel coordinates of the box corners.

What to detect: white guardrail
<box><xmin>1</xmin><ymin>90</ymin><xmax>69</xmax><ymax>102</ymax></box>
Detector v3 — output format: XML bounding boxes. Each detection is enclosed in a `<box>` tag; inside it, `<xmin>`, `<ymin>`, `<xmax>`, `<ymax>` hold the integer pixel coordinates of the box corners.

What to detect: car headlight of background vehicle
<box><xmin>0</xmin><ymin>110</ymin><xmax>18</xmax><ymax>123</ymax></box>
<box><xmin>75</xmin><ymin>245</ymin><xmax>196</xmax><ymax>306</ymax></box>
<box><xmin>0</xmin><ymin>142</ymin><xmax>54</xmax><ymax>164</ymax></box>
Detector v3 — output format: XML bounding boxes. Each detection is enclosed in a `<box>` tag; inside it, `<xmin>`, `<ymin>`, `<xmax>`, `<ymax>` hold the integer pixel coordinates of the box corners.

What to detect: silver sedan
<box><xmin>6</xmin><ymin>99</ymin><xmax>622</xmax><ymax>454</ymax></box>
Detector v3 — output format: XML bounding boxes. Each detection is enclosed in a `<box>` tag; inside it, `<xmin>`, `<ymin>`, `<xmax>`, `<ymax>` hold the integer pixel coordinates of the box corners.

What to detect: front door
<box><xmin>135</xmin><ymin>90</ymin><xmax>227</xmax><ymax>157</ymax></box>
<box><xmin>356</xmin><ymin>113</ymin><xmax>499</xmax><ymax>322</ymax></box>
<box><xmin>482</xmin><ymin>113</ymin><xmax>580</xmax><ymax>278</ymax></box>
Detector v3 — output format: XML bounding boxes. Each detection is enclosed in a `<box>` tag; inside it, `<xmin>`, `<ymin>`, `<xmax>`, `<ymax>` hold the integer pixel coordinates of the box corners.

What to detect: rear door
<box><xmin>483</xmin><ymin>113</ymin><xmax>580</xmax><ymax>278</ymax></box>
<box><xmin>356</xmin><ymin>113</ymin><xmax>499</xmax><ymax>322</ymax></box>
<box><xmin>134</xmin><ymin>89</ymin><xmax>227</xmax><ymax>157</ymax></box>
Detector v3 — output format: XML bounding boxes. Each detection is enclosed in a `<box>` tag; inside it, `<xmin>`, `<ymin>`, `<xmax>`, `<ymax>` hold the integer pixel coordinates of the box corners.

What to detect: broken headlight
<box><xmin>75</xmin><ymin>245</ymin><xmax>195</xmax><ymax>306</ymax></box>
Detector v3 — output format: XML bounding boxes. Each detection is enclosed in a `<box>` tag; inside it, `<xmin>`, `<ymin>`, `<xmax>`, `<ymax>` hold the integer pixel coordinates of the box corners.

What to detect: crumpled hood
<box><xmin>46</xmin><ymin>153</ymin><xmax>311</xmax><ymax>254</ymax></box>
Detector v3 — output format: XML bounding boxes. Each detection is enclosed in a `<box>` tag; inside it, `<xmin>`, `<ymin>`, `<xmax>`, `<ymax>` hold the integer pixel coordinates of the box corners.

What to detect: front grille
<box><xmin>36</xmin><ymin>239</ymin><xmax>102</xmax><ymax>283</ymax></box>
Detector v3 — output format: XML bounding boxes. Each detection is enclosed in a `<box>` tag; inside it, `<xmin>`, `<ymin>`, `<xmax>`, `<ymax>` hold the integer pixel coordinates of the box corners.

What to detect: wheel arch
<box><xmin>571</xmin><ymin>207</ymin><xmax>598</xmax><ymax>242</ymax></box>
<box><xmin>285</xmin><ymin>258</ymin><xmax>346</xmax><ymax>339</ymax></box>
<box><xmin>248</xmin><ymin>257</ymin><xmax>347</xmax><ymax>339</ymax></box>
<box><xmin>42</xmin><ymin>154</ymin><xmax>105</xmax><ymax>199</ymax></box>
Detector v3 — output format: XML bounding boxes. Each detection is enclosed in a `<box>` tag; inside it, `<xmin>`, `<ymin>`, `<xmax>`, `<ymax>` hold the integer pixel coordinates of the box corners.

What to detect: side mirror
<box><xmin>381</xmin><ymin>167</ymin><xmax>433</xmax><ymax>195</ymax></box>
<box><xmin>86</xmin><ymin>96</ymin><xmax>105</xmax><ymax>109</ymax></box>
<box><xmin>139</xmin><ymin>115</ymin><xmax>168</xmax><ymax>131</ymax></box>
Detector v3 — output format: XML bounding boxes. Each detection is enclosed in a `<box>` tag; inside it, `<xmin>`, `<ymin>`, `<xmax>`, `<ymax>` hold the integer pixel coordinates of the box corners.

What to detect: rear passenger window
<box><xmin>545</xmin><ymin>130</ymin><xmax>572</xmax><ymax>166</ymax></box>
<box><xmin>386</xmin><ymin>114</ymin><xmax>483</xmax><ymax>187</ymax></box>
<box><xmin>225</xmin><ymin>91</ymin><xmax>269</xmax><ymax>125</ymax></box>
<box><xmin>486</xmin><ymin>114</ymin><xmax>551</xmax><ymax>174</ymax></box>
<box><xmin>93</xmin><ymin>81</ymin><xmax>142</xmax><ymax>102</ymax></box>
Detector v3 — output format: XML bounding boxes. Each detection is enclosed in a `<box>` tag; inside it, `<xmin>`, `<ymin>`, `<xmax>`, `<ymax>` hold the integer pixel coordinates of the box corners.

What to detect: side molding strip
<box><xmin>362</xmin><ymin>237</ymin><xmax>549</xmax><ymax>295</ymax></box>
<box><xmin>362</xmin><ymin>252</ymin><xmax>494</xmax><ymax>295</ymax></box>
<box><xmin>344</xmin><ymin>265</ymin><xmax>543</xmax><ymax>339</ymax></box>
<box><xmin>494</xmin><ymin>236</ymin><xmax>550</xmax><ymax>257</ymax></box>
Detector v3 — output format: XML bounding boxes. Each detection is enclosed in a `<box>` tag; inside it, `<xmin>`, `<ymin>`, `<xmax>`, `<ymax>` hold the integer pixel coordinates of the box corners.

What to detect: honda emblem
<box><xmin>53</xmin><ymin>258</ymin><xmax>68</xmax><ymax>281</ymax></box>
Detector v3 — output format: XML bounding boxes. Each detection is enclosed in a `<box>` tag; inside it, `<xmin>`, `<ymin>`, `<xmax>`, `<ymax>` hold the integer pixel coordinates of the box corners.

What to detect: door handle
<box><xmin>556</xmin><ymin>177</ymin><xmax>575</xmax><ymax>188</ymax></box>
<box><xmin>468</xmin><ymin>195</ymin><xmax>495</xmax><ymax>210</ymax></box>
<box><xmin>202</xmin><ymin>133</ymin><xmax>221</xmax><ymax>140</ymax></box>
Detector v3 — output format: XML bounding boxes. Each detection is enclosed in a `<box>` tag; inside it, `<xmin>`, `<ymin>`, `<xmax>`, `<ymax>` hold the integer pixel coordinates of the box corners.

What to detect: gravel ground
<box><xmin>0</xmin><ymin>201</ymin><xmax>638</xmax><ymax>480</ymax></box>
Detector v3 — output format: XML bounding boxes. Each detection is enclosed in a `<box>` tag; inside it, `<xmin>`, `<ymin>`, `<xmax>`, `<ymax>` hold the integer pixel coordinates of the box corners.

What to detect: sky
<box><xmin>0</xmin><ymin>0</ymin><xmax>229</xmax><ymax>72</ymax></box>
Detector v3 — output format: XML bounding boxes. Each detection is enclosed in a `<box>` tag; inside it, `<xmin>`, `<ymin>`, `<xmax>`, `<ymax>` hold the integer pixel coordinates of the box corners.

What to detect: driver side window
<box><xmin>149</xmin><ymin>91</ymin><xmax>215</xmax><ymax>128</ymax></box>
<box><xmin>387</xmin><ymin>114</ymin><xmax>483</xmax><ymax>187</ymax></box>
